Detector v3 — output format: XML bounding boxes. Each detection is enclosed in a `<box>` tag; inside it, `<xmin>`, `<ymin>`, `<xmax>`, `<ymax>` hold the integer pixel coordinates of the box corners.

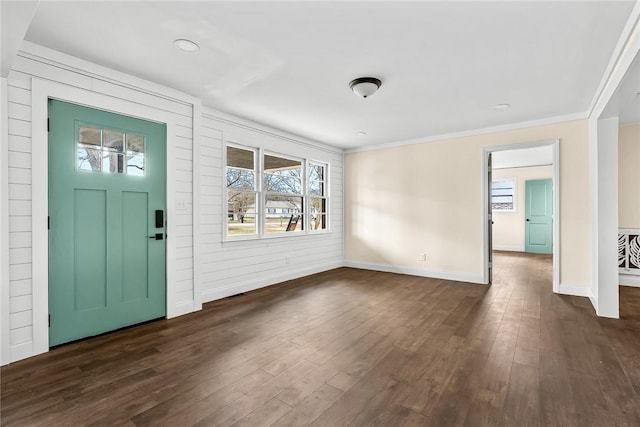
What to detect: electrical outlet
<box><xmin>420</xmin><ymin>253</ymin><xmax>427</xmax><ymax>261</ymax></box>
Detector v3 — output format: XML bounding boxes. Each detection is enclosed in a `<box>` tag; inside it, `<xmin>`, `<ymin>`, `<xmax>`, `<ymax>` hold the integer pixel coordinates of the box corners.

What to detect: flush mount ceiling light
<box><xmin>356</xmin><ymin>131</ymin><xmax>368</xmax><ymax>136</ymax></box>
<box><xmin>349</xmin><ymin>77</ymin><xmax>382</xmax><ymax>98</ymax></box>
<box><xmin>493</xmin><ymin>103</ymin><xmax>511</xmax><ymax>110</ymax></box>
<box><xmin>174</xmin><ymin>38</ymin><xmax>199</xmax><ymax>52</ymax></box>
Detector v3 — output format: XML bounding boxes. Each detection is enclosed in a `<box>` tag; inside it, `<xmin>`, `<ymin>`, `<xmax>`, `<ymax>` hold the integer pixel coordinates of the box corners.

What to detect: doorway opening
<box><xmin>483</xmin><ymin>140</ymin><xmax>560</xmax><ymax>292</ymax></box>
<box><xmin>601</xmin><ymin>49</ymin><xmax>640</xmax><ymax>318</ymax></box>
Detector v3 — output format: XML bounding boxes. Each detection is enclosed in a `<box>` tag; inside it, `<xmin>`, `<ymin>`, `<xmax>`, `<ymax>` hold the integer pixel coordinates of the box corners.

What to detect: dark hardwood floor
<box><xmin>2</xmin><ymin>252</ymin><xmax>640</xmax><ymax>426</ymax></box>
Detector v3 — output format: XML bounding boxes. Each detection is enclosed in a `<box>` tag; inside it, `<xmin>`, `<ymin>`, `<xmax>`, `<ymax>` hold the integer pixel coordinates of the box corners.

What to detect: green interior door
<box><xmin>525</xmin><ymin>179</ymin><xmax>553</xmax><ymax>254</ymax></box>
<box><xmin>48</xmin><ymin>99</ymin><xmax>166</xmax><ymax>346</ymax></box>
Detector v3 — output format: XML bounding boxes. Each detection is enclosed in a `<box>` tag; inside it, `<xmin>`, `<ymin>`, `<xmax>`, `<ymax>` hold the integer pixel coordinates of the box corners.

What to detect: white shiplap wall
<box><xmin>1</xmin><ymin>43</ymin><xmax>346</xmax><ymax>365</ymax></box>
<box><xmin>199</xmin><ymin>109</ymin><xmax>344</xmax><ymax>302</ymax></box>
<box><xmin>3</xmin><ymin>43</ymin><xmax>198</xmax><ymax>364</ymax></box>
<box><xmin>7</xmin><ymin>71</ymin><xmax>35</xmax><ymax>356</ymax></box>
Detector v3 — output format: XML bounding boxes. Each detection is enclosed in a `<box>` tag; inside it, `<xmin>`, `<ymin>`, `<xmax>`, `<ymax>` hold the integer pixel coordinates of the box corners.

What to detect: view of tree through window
<box><xmin>226</xmin><ymin>145</ymin><xmax>329</xmax><ymax>238</ymax></box>
<box><xmin>309</xmin><ymin>163</ymin><xmax>327</xmax><ymax>230</ymax></box>
<box><xmin>77</xmin><ymin>125</ymin><xmax>145</xmax><ymax>175</ymax></box>
<box><xmin>264</xmin><ymin>154</ymin><xmax>303</xmax><ymax>233</ymax></box>
<box><xmin>226</xmin><ymin>146</ymin><xmax>257</xmax><ymax>235</ymax></box>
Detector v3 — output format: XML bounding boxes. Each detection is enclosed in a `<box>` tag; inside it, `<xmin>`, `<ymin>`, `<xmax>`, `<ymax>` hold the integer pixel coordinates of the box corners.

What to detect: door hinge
<box><xmin>47</xmin><ymin>118</ymin><xmax>50</xmax><ymax>132</ymax></box>
<box><xmin>48</xmin><ymin>216</ymin><xmax>50</xmax><ymax>230</ymax></box>
<box><xmin>48</xmin><ymin>315</ymin><xmax>51</xmax><ymax>327</ymax></box>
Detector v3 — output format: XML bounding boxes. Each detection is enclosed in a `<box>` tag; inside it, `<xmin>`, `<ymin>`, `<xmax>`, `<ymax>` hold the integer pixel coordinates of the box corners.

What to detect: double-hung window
<box><xmin>309</xmin><ymin>162</ymin><xmax>328</xmax><ymax>231</ymax></box>
<box><xmin>491</xmin><ymin>179</ymin><xmax>516</xmax><ymax>212</ymax></box>
<box><xmin>225</xmin><ymin>144</ymin><xmax>330</xmax><ymax>239</ymax></box>
<box><xmin>264</xmin><ymin>154</ymin><xmax>303</xmax><ymax>233</ymax></box>
<box><xmin>226</xmin><ymin>146</ymin><xmax>258</xmax><ymax>236</ymax></box>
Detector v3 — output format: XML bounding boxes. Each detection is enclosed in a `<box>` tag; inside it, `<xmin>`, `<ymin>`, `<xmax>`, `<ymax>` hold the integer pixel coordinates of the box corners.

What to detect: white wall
<box><xmin>594</xmin><ymin>117</ymin><xmax>619</xmax><ymax>318</ymax></box>
<box><xmin>198</xmin><ymin>109</ymin><xmax>344</xmax><ymax>302</ymax></box>
<box><xmin>492</xmin><ymin>165</ymin><xmax>553</xmax><ymax>251</ymax></box>
<box><xmin>1</xmin><ymin>43</ymin><xmax>344</xmax><ymax>365</ymax></box>
<box><xmin>618</xmin><ymin>124</ymin><xmax>640</xmax><ymax>287</ymax></box>
<box><xmin>618</xmin><ymin>124</ymin><xmax>640</xmax><ymax>228</ymax></box>
<box><xmin>1</xmin><ymin>76</ymin><xmax>10</xmax><ymax>364</ymax></box>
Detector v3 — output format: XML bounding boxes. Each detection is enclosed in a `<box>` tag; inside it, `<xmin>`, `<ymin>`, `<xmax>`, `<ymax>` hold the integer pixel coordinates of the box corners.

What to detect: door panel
<box><xmin>122</xmin><ymin>191</ymin><xmax>149</xmax><ymax>301</ymax></box>
<box><xmin>525</xmin><ymin>179</ymin><xmax>553</xmax><ymax>254</ymax></box>
<box><xmin>49</xmin><ymin>99</ymin><xmax>166</xmax><ymax>346</ymax></box>
<box><xmin>74</xmin><ymin>189</ymin><xmax>107</xmax><ymax>311</ymax></box>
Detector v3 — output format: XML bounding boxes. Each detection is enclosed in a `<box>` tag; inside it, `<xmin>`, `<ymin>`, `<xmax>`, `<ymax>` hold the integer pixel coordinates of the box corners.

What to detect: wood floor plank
<box><xmin>231</xmin><ymin>397</ymin><xmax>292</xmax><ymax>427</ymax></box>
<box><xmin>500</xmin><ymin>363</ymin><xmax>539</xmax><ymax>427</ymax></box>
<box><xmin>192</xmin><ymin>360</ymin><xmax>318</xmax><ymax>426</ymax></box>
<box><xmin>538</xmin><ymin>349</ymin><xmax>578</xmax><ymax>427</ymax></box>
<box><xmin>271</xmin><ymin>383</ymin><xmax>343</xmax><ymax>426</ymax></box>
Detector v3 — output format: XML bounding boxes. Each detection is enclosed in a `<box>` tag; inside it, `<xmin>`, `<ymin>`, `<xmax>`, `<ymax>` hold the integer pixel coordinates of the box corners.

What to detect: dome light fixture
<box><xmin>174</xmin><ymin>38</ymin><xmax>200</xmax><ymax>52</ymax></box>
<box><xmin>349</xmin><ymin>77</ymin><xmax>382</xmax><ymax>98</ymax></box>
<box><xmin>493</xmin><ymin>103</ymin><xmax>510</xmax><ymax>110</ymax></box>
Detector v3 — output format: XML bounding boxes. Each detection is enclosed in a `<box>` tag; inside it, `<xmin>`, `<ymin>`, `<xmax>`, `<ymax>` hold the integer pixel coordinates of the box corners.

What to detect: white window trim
<box><xmin>491</xmin><ymin>177</ymin><xmax>517</xmax><ymax>213</ymax></box>
<box><xmin>308</xmin><ymin>160</ymin><xmax>330</xmax><ymax>234</ymax></box>
<box><xmin>263</xmin><ymin>150</ymin><xmax>305</xmax><ymax>236</ymax></box>
<box><xmin>223</xmin><ymin>142</ymin><xmax>259</xmax><ymax>241</ymax></box>
<box><xmin>223</xmin><ymin>145</ymin><xmax>330</xmax><ymax>241</ymax></box>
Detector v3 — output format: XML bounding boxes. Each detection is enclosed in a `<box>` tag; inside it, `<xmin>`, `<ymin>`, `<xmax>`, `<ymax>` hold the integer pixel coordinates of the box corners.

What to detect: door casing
<box><xmin>30</xmin><ymin>78</ymin><xmax>185</xmax><ymax>357</ymax></box>
<box><xmin>482</xmin><ymin>139</ymin><xmax>560</xmax><ymax>292</ymax></box>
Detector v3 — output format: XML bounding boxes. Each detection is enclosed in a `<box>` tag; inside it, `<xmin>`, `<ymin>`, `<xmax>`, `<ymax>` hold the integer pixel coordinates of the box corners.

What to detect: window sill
<box><xmin>222</xmin><ymin>230</ymin><xmax>332</xmax><ymax>247</ymax></box>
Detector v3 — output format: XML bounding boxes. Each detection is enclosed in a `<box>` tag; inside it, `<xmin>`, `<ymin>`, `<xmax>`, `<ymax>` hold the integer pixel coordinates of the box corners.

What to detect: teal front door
<box><xmin>48</xmin><ymin>99</ymin><xmax>167</xmax><ymax>346</ymax></box>
<box><xmin>525</xmin><ymin>179</ymin><xmax>553</xmax><ymax>254</ymax></box>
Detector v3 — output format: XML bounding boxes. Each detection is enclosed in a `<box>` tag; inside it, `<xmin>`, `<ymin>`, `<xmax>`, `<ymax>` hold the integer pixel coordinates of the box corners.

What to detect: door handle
<box><xmin>149</xmin><ymin>233</ymin><xmax>164</xmax><ymax>240</ymax></box>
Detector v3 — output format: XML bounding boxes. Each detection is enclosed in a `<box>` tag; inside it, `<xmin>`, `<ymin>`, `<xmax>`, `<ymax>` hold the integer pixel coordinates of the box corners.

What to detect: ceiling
<box><xmin>16</xmin><ymin>1</ymin><xmax>638</xmax><ymax>149</ymax></box>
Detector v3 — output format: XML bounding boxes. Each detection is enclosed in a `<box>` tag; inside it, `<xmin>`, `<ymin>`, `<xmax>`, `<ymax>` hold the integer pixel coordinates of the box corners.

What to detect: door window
<box><xmin>77</xmin><ymin>124</ymin><xmax>146</xmax><ymax>175</ymax></box>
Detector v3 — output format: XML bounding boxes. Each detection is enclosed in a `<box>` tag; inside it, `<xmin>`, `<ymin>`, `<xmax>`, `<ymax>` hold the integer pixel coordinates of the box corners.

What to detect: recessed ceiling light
<box><xmin>174</xmin><ymin>39</ymin><xmax>199</xmax><ymax>52</ymax></box>
<box><xmin>356</xmin><ymin>131</ymin><xmax>367</xmax><ymax>136</ymax></box>
<box><xmin>494</xmin><ymin>103</ymin><xmax>510</xmax><ymax>110</ymax></box>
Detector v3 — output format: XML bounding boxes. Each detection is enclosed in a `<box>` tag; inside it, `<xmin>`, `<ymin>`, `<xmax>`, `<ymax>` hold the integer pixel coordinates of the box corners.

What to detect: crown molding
<box><xmin>345</xmin><ymin>112</ymin><xmax>587</xmax><ymax>154</ymax></box>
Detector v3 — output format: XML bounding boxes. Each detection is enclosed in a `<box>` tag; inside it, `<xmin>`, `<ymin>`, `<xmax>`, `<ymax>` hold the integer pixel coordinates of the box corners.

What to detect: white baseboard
<box><xmin>557</xmin><ymin>283</ymin><xmax>590</xmax><ymax>297</ymax></box>
<box><xmin>557</xmin><ymin>283</ymin><xmax>599</xmax><ymax>314</ymax></box>
<box><xmin>343</xmin><ymin>260</ymin><xmax>485</xmax><ymax>284</ymax></box>
<box><xmin>4</xmin><ymin>341</ymin><xmax>33</xmax><ymax>366</ymax></box>
<box><xmin>169</xmin><ymin>301</ymin><xmax>196</xmax><ymax>319</ymax></box>
<box><xmin>202</xmin><ymin>261</ymin><xmax>343</xmax><ymax>303</ymax></box>
<box><xmin>492</xmin><ymin>245</ymin><xmax>524</xmax><ymax>252</ymax></box>
<box><xmin>619</xmin><ymin>274</ymin><xmax>640</xmax><ymax>288</ymax></box>
<box><xmin>589</xmin><ymin>293</ymin><xmax>598</xmax><ymax>312</ymax></box>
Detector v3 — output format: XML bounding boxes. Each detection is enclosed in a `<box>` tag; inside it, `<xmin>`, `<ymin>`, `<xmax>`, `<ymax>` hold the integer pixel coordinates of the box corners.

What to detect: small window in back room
<box><xmin>491</xmin><ymin>179</ymin><xmax>516</xmax><ymax>212</ymax></box>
